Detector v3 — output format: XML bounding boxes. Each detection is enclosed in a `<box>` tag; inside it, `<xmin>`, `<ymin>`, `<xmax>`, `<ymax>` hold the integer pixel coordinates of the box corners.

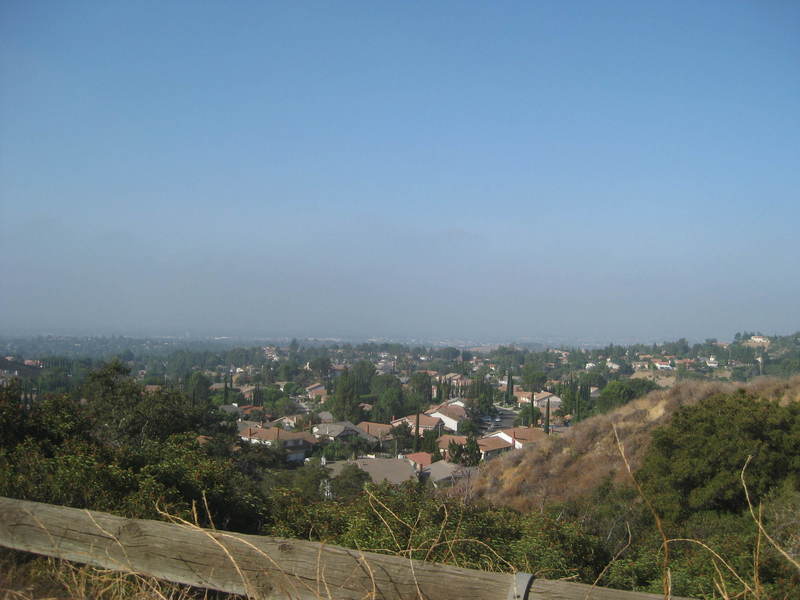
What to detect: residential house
<box><xmin>328</xmin><ymin>458</ymin><xmax>417</xmax><ymax>485</ymax></box>
<box><xmin>391</xmin><ymin>413</ymin><xmax>443</xmax><ymax>436</ymax></box>
<box><xmin>376</xmin><ymin>360</ymin><xmax>395</xmax><ymax>375</ymax></box>
<box><xmin>238</xmin><ymin>425</ymin><xmax>317</xmax><ymax>462</ymax></box>
<box><xmin>425</xmin><ymin>402</ymin><xmax>468</xmax><ymax>433</ymax></box>
<box><xmin>404</xmin><ymin>451</ymin><xmax>433</xmax><ymax>472</ymax></box>
<box><xmin>317</xmin><ymin>411</ymin><xmax>335</xmax><ymax>423</ymax></box>
<box><xmin>513</xmin><ymin>390</ymin><xmax>533</xmax><ymax>405</ymax></box>
<box><xmin>418</xmin><ymin>370</ymin><xmax>439</xmax><ymax>378</ymax></box>
<box><xmin>532</xmin><ymin>392</ymin><xmax>562</xmax><ymax>412</ymax></box>
<box><xmin>239</xmin><ymin>385</ymin><xmax>256</xmax><ymax>402</ymax></box>
<box><xmin>356</xmin><ymin>422</ymin><xmax>394</xmax><ymax>442</ymax></box>
<box><xmin>236</xmin><ymin>420</ymin><xmax>263</xmax><ymax>437</ymax></box>
<box><xmin>271</xmin><ymin>414</ymin><xmax>304</xmax><ymax>429</ymax></box>
<box><xmin>313</xmin><ymin>421</ymin><xmax>376</xmax><ymax>443</ymax></box>
<box><xmin>305</xmin><ymin>382</ymin><xmax>327</xmax><ymax>401</ymax></box>
<box><xmin>437</xmin><ymin>434</ymin><xmax>467</xmax><ymax>460</ymax></box>
<box><xmin>239</xmin><ymin>405</ymin><xmax>270</xmax><ymax>420</ymax></box>
<box><xmin>477</xmin><ymin>436</ymin><xmax>513</xmax><ymax>461</ymax></box>
<box><xmin>451</xmin><ymin>374</ymin><xmax>471</xmax><ymax>389</ymax></box>
<box><xmin>219</xmin><ymin>404</ymin><xmax>241</xmax><ymax>418</ymax></box>
<box><xmin>331</xmin><ymin>364</ymin><xmax>348</xmax><ymax>378</ymax></box>
<box><xmin>422</xmin><ymin>461</ymin><xmax>478</xmax><ymax>489</ymax></box>
<box><xmin>485</xmin><ymin>427</ymin><xmax>546</xmax><ymax>450</ymax></box>
<box><xmin>440</xmin><ymin>373</ymin><xmax>470</xmax><ymax>391</ymax></box>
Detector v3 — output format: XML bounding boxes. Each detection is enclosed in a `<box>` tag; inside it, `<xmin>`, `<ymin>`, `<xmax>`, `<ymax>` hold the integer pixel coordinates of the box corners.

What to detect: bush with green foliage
<box><xmin>3</xmin><ymin>364</ymin><xmax>799</xmax><ymax>598</ymax></box>
<box><xmin>638</xmin><ymin>389</ymin><xmax>800</xmax><ymax>522</ymax></box>
<box><xmin>595</xmin><ymin>379</ymin><xmax>659</xmax><ymax>414</ymax></box>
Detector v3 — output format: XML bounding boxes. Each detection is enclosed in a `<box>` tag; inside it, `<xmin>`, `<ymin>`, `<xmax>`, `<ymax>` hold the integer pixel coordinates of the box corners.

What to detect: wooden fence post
<box><xmin>0</xmin><ymin>497</ymin><xmax>693</xmax><ymax>600</ymax></box>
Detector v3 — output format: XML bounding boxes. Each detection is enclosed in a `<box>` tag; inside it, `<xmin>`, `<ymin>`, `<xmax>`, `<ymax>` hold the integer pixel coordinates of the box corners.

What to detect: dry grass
<box><xmin>4</xmin><ymin>377</ymin><xmax>799</xmax><ymax>599</ymax></box>
<box><xmin>471</xmin><ymin>376</ymin><xmax>800</xmax><ymax>512</ymax></box>
<box><xmin>0</xmin><ymin>549</ymin><xmax>239</xmax><ymax>600</ymax></box>
<box><xmin>0</xmin><ymin>491</ymin><xmax>518</xmax><ymax>600</ymax></box>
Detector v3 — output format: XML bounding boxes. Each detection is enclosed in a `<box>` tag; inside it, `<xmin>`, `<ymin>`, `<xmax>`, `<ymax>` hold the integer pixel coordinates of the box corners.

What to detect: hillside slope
<box><xmin>470</xmin><ymin>376</ymin><xmax>800</xmax><ymax>511</ymax></box>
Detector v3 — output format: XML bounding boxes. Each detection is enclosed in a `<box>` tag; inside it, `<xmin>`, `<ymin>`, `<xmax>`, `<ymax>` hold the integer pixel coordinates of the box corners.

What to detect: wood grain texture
<box><xmin>0</xmin><ymin>497</ymin><xmax>691</xmax><ymax>600</ymax></box>
<box><xmin>530</xmin><ymin>579</ymin><xmax>684</xmax><ymax>600</ymax></box>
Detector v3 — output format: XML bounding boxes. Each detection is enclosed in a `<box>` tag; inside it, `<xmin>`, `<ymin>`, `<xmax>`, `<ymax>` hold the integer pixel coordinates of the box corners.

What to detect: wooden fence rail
<box><xmin>0</xmin><ymin>497</ymin><xmax>691</xmax><ymax>600</ymax></box>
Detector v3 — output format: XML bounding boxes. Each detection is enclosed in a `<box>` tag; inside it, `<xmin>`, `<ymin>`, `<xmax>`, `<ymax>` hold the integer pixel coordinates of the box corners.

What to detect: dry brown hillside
<box><xmin>470</xmin><ymin>376</ymin><xmax>800</xmax><ymax>512</ymax></box>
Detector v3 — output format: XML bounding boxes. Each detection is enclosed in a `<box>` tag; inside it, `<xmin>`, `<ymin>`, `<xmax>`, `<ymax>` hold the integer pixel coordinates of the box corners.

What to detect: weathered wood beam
<box><xmin>0</xmin><ymin>497</ymin><xmax>691</xmax><ymax>600</ymax></box>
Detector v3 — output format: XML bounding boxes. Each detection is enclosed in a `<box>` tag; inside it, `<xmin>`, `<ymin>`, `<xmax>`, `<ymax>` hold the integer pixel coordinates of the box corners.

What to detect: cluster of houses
<box><xmin>224</xmin><ymin>390</ymin><xmax>551</xmax><ymax>493</ymax></box>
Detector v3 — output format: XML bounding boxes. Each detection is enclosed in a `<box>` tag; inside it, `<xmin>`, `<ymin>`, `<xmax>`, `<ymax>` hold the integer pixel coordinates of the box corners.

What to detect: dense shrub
<box><xmin>638</xmin><ymin>390</ymin><xmax>800</xmax><ymax>522</ymax></box>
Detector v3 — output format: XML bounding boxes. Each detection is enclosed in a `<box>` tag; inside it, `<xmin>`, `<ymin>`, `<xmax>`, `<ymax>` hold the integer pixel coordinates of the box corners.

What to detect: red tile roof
<box><xmin>357</xmin><ymin>421</ymin><xmax>394</xmax><ymax>438</ymax></box>
<box><xmin>437</xmin><ymin>434</ymin><xmax>467</xmax><ymax>450</ymax></box>
<box><xmin>404</xmin><ymin>452</ymin><xmax>433</xmax><ymax>468</ymax></box>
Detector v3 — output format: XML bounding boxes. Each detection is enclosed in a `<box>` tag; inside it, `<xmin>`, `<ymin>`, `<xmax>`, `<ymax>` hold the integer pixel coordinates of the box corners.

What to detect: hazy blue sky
<box><xmin>1</xmin><ymin>1</ymin><xmax>798</xmax><ymax>343</ymax></box>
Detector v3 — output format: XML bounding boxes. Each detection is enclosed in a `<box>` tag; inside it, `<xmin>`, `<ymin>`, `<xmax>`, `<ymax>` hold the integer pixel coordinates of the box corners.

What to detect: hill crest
<box><xmin>469</xmin><ymin>376</ymin><xmax>800</xmax><ymax>511</ymax></box>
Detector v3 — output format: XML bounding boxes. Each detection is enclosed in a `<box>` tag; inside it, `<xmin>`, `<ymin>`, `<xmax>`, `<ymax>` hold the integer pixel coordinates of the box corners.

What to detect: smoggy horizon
<box><xmin>2</xmin><ymin>2</ymin><xmax>798</xmax><ymax>343</ymax></box>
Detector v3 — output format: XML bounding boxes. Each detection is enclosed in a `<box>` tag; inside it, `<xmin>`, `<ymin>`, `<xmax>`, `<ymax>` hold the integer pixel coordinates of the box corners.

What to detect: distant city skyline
<box><xmin>2</xmin><ymin>2</ymin><xmax>798</xmax><ymax>342</ymax></box>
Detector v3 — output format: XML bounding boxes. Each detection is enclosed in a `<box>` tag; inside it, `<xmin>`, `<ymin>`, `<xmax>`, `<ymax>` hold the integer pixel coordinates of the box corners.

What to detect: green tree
<box><xmin>595</xmin><ymin>379</ymin><xmax>658</xmax><ymax>413</ymax></box>
<box><xmin>638</xmin><ymin>390</ymin><xmax>800</xmax><ymax>522</ymax></box>
<box><xmin>522</xmin><ymin>365</ymin><xmax>547</xmax><ymax>392</ymax></box>
<box><xmin>420</xmin><ymin>429</ymin><xmax>439</xmax><ymax>454</ymax></box>
<box><xmin>392</xmin><ymin>422</ymin><xmax>414</xmax><ymax>453</ymax></box>
<box><xmin>309</xmin><ymin>356</ymin><xmax>332</xmax><ymax>380</ymax></box>
<box><xmin>448</xmin><ymin>439</ymin><xmax>464</xmax><ymax>464</ymax></box>
<box><xmin>370</xmin><ymin>374</ymin><xmax>401</xmax><ymax>396</ymax></box>
<box><xmin>186</xmin><ymin>371</ymin><xmax>211</xmax><ymax>406</ymax></box>
<box><xmin>457</xmin><ymin>419</ymin><xmax>478</xmax><ymax>435</ymax></box>
<box><xmin>291</xmin><ymin>459</ymin><xmax>331</xmax><ymax>501</ymax></box>
<box><xmin>408</xmin><ymin>372</ymin><xmax>433</xmax><ymax>411</ymax></box>
<box><xmin>515</xmin><ymin>404</ymin><xmax>540</xmax><ymax>427</ymax></box>
<box><xmin>330</xmin><ymin>370</ymin><xmax>361</xmax><ymax>422</ymax></box>
<box><xmin>372</xmin><ymin>387</ymin><xmax>403</xmax><ymax>424</ymax></box>
<box><xmin>544</xmin><ymin>397</ymin><xmax>550</xmax><ymax>435</ymax></box>
<box><xmin>331</xmin><ymin>464</ymin><xmax>371</xmax><ymax>501</ymax></box>
<box><xmin>459</xmin><ymin>434</ymin><xmax>481</xmax><ymax>466</ymax></box>
<box><xmin>352</xmin><ymin>360</ymin><xmax>376</xmax><ymax>395</ymax></box>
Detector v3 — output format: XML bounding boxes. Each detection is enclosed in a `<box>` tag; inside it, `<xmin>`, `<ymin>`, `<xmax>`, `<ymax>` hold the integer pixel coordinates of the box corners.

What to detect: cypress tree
<box><xmin>505</xmin><ymin>370</ymin><xmax>514</xmax><ymax>405</ymax></box>
<box><xmin>414</xmin><ymin>411</ymin><xmax>420</xmax><ymax>452</ymax></box>
<box><xmin>544</xmin><ymin>397</ymin><xmax>550</xmax><ymax>435</ymax></box>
